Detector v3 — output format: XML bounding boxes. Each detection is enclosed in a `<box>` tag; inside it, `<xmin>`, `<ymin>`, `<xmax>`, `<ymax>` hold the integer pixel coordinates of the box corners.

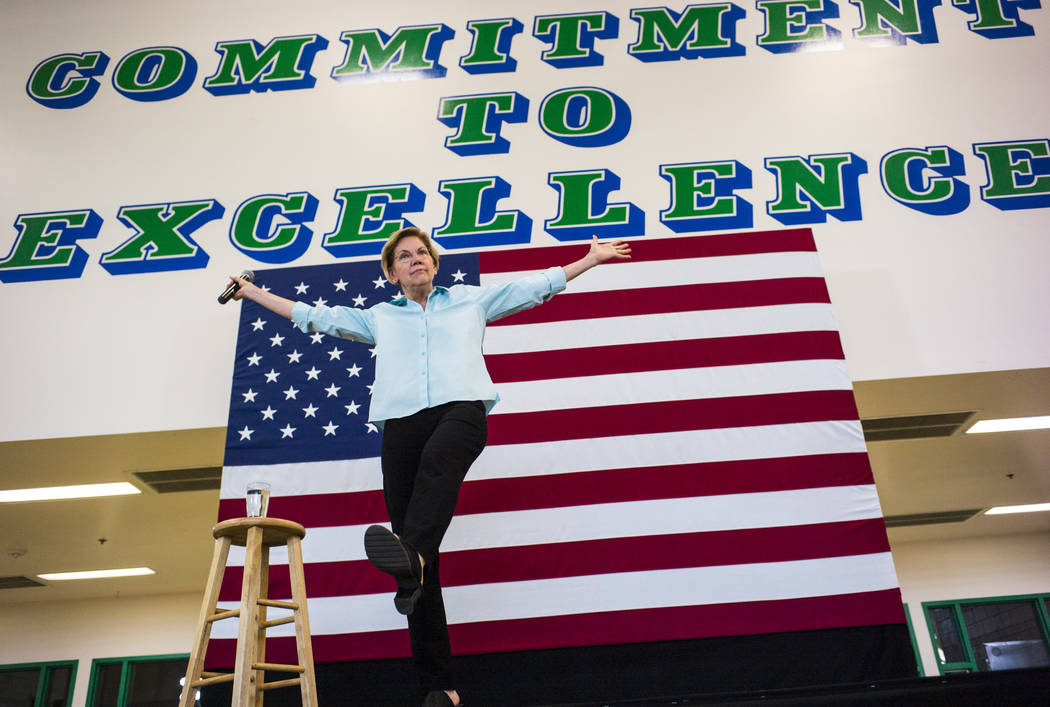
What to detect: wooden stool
<box><xmin>179</xmin><ymin>517</ymin><xmax>318</xmax><ymax>707</ymax></box>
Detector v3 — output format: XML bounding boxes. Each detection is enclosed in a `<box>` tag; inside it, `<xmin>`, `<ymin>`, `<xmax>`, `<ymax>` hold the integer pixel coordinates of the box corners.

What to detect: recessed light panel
<box><xmin>0</xmin><ymin>482</ymin><xmax>141</xmax><ymax>503</ymax></box>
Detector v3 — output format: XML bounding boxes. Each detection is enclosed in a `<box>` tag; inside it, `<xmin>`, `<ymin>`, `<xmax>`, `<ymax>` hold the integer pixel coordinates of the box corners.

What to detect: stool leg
<box><xmin>180</xmin><ymin>536</ymin><xmax>232</xmax><ymax>707</ymax></box>
<box><xmin>233</xmin><ymin>525</ymin><xmax>264</xmax><ymax>706</ymax></box>
<box><xmin>255</xmin><ymin>544</ymin><xmax>270</xmax><ymax>707</ymax></box>
<box><xmin>287</xmin><ymin>536</ymin><xmax>318</xmax><ymax>707</ymax></box>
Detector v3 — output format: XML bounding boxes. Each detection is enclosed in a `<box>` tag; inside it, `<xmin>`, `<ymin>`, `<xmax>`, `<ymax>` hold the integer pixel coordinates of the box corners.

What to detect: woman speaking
<box><xmin>228</xmin><ymin>227</ymin><xmax>630</xmax><ymax>706</ymax></box>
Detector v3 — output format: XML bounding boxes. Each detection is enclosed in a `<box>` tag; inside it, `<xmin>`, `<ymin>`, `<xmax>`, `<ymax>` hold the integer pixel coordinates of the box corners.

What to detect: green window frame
<box><xmin>85</xmin><ymin>653</ymin><xmax>190</xmax><ymax>707</ymax></box>
<box><xmin>923</xmin><ymin>593</ymin><xmax>1050</xmax><ymax>675</ymax></box>
<box><xmin>902</xmin><ymin>602</ymin><xmax>925</xmax><ymax>677</ymax></box>
<box><xmin>0</xmin><ymin>659</ymin><xmax>77</xmax><ymax>707</ymax></box>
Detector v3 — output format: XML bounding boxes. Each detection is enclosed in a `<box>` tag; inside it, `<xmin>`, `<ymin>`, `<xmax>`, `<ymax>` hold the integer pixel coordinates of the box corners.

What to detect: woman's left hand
<box><xmin>588</xmin><ymin>235</ymin><xmax>632</xmax><ymax>264</ymax></box>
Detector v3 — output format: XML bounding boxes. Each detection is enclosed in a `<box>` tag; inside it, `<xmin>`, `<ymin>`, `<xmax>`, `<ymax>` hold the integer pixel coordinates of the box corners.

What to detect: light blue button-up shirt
<box><xmin>290</xmin><ymin>266</ymin><xmax>567</xmax><ymax>426</ymax></box>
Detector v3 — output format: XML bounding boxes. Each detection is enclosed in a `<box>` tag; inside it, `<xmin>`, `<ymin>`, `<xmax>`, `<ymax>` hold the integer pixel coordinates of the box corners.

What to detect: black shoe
<box><xmin>364</xmin><ymin>525</ymin><xmax>423</xmax><ymax>615</ymax></box>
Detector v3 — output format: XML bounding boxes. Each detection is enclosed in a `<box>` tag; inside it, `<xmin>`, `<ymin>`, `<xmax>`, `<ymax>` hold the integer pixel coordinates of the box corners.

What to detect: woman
<box><xmin>229</xmin><ymin>227</ymin><xmax>630</xmax><ymax>706</ymax></box>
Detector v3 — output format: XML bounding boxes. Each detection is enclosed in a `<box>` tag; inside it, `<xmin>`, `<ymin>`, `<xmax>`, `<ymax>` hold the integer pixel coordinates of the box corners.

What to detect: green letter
<box><xmin>100</xmin><ymin>200</ymin><xmax>222</xmax><ymax>274</ymax></box>
<box><xmin>331</xmin><ymin>24</ymin><xmax>454</xmax><ymax>83</ymax></box>
<box><xmin>766</xmin><ymin>152</ymin><xmax>868</xmax><ymax>224</ymax></box>
<box><xmin>322</xmin><ymin>184</ymin><xmax>425</xmax><ymax>258</ymax></box>
<box><xmin>973</xmin><ymin>139</ymin><xmax>1050</xmax><ymax>210</ymax></box>
<box><xmin>756</xmin><ymin>0</ymin><xmax>842</xmax><ymax>53</ymax></box>
<box><xmin>433</xmin><ymin>177</ymin><xmax>532</xmax><ymax>249</ymax></box>
<box><xmin>203</xmin><ymin>35</ymin><xmax>328</xmax><ymax>95</ymax></box>
<box><xmin>629</xmin><ymin>4</ymin><xmax>745</xmax><ymax>60</ymax></box>
<box><xmin>849</xmin><ymin>0</ymin><xmax>941</xmax><ymax>45</ymax></box>
<box><xmin>0</xmin><ymin>209</ymin><xmax>102</xmax><ymax>282</ymax></box>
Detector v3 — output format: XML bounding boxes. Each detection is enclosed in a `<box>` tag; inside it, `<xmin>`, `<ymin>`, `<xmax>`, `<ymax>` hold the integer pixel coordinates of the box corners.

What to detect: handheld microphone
<box><xmin>218</xmin><ymin>270</ymin><xmax>254</xmax><ymax>304</ymax></box>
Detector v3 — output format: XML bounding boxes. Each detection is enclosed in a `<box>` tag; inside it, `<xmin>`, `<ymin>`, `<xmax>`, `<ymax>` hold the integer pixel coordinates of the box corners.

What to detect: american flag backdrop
<box><xmin>208</xmin><ymin>228</ymin><xmax>905</xmax><ymax>666</ymax></box>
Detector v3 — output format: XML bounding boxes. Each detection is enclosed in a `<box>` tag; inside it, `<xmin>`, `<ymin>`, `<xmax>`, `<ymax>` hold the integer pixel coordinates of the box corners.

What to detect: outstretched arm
<box><xmin>228</xmin><ymin>275</ymin><xmax>295</xmax><ymax>319</ymax></box>
<box><xmin>562</xmin><ymin>236</ymin><xmax>632</xmax><ymax>282</ymax></box>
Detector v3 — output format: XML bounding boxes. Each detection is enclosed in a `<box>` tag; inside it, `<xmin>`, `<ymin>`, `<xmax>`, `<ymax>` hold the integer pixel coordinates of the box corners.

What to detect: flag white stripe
<box><xmin>225</xmin><ymin>484</ymin><xmax>881</xmax><ymax>566</ymax></box>
<box><xmin>483</xmin><ymin>303</ymin><xmax>839</xmax><ymax>354</ymax></box>
<box><xmin>220</xmin><ymin>420</ymin><xmax>866</xmax><ymax>498</ymax></box>
<box><xmin>212</xmin><ymin>552</ymin><xmax>898</xmax><ymax>638</ymax></box>
<box><xmin>494</xmin><ymin>359</ymin><xmax>852</xmax><ymax>415</ymax></box>
<box><xmin>479</xmin><ymin>252</ymin><xmax>824</xmax><ymax>292</ymax></box>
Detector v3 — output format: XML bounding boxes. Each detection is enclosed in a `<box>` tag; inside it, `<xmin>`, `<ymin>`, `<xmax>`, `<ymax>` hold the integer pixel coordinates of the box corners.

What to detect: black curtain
<box><xmin>202</xmin><ymin>623</ymin><xmax>916</xmax><ymax>705</ymax></box>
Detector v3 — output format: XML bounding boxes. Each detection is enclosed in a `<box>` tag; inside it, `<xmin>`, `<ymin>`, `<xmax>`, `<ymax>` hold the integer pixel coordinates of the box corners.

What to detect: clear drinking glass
<box><xmin>246</xmin><ymin>482</ymin><xmax>271</xmax><ymax>517</ymax></box>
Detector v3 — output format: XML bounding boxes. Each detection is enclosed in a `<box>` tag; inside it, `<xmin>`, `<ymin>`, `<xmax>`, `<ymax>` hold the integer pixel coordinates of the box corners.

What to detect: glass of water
<box><xmin>246</xmin><ymin>482</ymin><xmax>271</xmax><ymax>518</ymax></box>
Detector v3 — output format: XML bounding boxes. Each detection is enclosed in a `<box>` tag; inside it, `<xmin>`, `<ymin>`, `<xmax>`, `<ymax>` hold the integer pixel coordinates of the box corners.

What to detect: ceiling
<box><xmin>1</xmin><ymin>367</ymin><xmax>1048</xmax><ymax>604</ymax></box>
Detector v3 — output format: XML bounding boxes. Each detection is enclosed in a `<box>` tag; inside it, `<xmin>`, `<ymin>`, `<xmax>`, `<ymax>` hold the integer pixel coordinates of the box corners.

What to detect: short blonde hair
<box><xmin>380</xmin><ymin>227</ymin><xmax>440</xmax><ymax>282</ymax></box>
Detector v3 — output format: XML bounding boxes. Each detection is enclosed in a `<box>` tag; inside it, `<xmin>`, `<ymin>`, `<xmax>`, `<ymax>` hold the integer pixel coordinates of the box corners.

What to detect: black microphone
<box><xmin>218</xmin><ymin>270</ymin><xmax>254</xmax><ymax>304</ymax></box>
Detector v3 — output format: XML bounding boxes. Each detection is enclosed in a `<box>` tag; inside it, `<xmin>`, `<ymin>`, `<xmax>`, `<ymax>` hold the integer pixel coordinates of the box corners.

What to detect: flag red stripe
<box><xmin>218</xmin><ymin>452</ymin><xmax>872</xmax><ymax>528</ymax></box>
<box><xmin>219</xmin><ymin>518</ymin><xmax>891</xmax><ymax>601</ymax></box>
<box><xmin>486</xmin><ymin>331</ymin><xmax>845</xmax><ymax>383</ymax></box>
<box><xmin>487</xmin><ymin>390</ymin><xmax>860</xmax><ymax>445</ymax></box>
<box><xmin>488</xmin><ymin>277</ymin><xmax>830</xmax><ymax>327</ymax></box>
<box><xmin>477</xmin><ymin>229</ymin><xmax>817</xmax><ymax>273</ymax></box>
<box><xmin>205</xmin><ymin>587</ymin><xmax>904</xmax><ymax>666</ymax></box>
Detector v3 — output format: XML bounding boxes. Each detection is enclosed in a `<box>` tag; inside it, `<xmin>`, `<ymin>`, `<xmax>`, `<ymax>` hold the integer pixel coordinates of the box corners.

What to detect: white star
<box><xmin>284</xmin><ymin>386</ymin><xmax>299</xmax><ymax>400</ymax></box>
<box><xmin>369</xmin><ymin>347</ymin><xmax>377</xmax><ymax>358</ymax></box>
<box><xmin>451</xmin><ymin>269</ymin><xmax>466</xmax><ymax>282</ymax></box>
<box><xmin>325</xmin><ymin>383</ymin><xmax>341</xmax><ymax>398</ymax></box>
<box><xmin>260</xmin><ymin>406</ymin><xmax>276</xmax><ymax>420</ymax></box>
<box><xmin>345</xmin><ymin>401</ymin><xmax>360</xmax><ymax>415</ymax></box>
<box><xmin>261</xmin><ymin>284</ymin><xmax>271</xmax><ymax>292</ymax></box>
<box><xmin>264</xmin><ymin>369</ymin><xmax>280</xmax><ymax>383</ymax></box>
<box><xmin>238</xmin><ymin>426</ymin><xmax>254</xmax><ymax>441</ymax></box>
<box><xmin>302</xmin><ymin>403</ymin><xmax>318</xmax><ymax>418</ymax></box>
<box><xmin>390</xmin><ymin>293</ymin><xmax>401</xmax><ymax>300</ymax></box>
<box><xmin>241</xmin><ymin>389</ymin><xmax>258</xmax><ymax>403</ymax></box>
<box><xmin>295</xmin><ymin>282</ymin><xmax>309</xmax><ymax>295</ymax></box>
<box><xmin>333</xmin><ymin>279</ymin><xmax>349</xmax><ymax>291</ymax></box>
<box><xmin>372</xmin><ymin>277</ymin><xmax>387</xmax><ymax>289</ymax></box>
<box><xmin>269</xmin><ymin>333</ymin><xmax>284</xmax><ymax>347</ymax></box>
<box><xmin>322</xmin><ymin>421</ymin><xmax>339</xmax><ymax>436</ymax></box>
<box><xmin>280</xmin><ymin>424</ymin><xmax>296</xmax><ymax>438</ymax></box>
<box><xmin>310</xmin><ymin>332</ymin><xmax>324</xmax><ymax>344</ymax></box>
<box><xmin>366</xmin><ymin>383</ymin><xmax>375</xmax><ymax>395</ymax></box>
<box><xmin>328</xmin><ymin>347</ymin><xmax>343</xmax><ymax>361</ymax></box>
<box><xmin>352</xmin><ymin>294</ymin><xmax>367</xmax><ymax>307</ymax></box>
<box><xmin>366</xmin><ymin>423</ymin><xmax>378</xmax><ymax>433</ymax></box>
<box><xmin>251</xmin><ymin>318</ymin><xmax>266</xmax><ymax>331</ymax></box>
<box><xmin>247</xmin><ymin>353</ymin><xmax>262</xmax><ymax>366</ymax></box>
<box><xmin>312</xmin><ymin>296</ymin><xmax>328</xmax><ymax>307</ymax></box>
<box><xmin>287</xmin><ymin>350</ymin><xmax>303</xmax><ymax>364</ymax></box>
<box><xmin>305</xmin><ymin>366</ymin><xmax>321</xmax><ymax>380</ymax></box>
<box><xmin>346</xmin><ymin>364</ymin><xmax>362</xmax><ymax>378</ymax></box>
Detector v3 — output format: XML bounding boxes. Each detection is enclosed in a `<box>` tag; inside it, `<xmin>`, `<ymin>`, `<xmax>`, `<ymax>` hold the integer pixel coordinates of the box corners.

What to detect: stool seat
<box><xmin>180</xmin><ymin>516</ymin><xmax>317</xmax><ymax>707</ymax></box>
<box><xmin>213</xmin><ymin>517</ymin><xmax>305</xmax><ymax>546</ymax></box>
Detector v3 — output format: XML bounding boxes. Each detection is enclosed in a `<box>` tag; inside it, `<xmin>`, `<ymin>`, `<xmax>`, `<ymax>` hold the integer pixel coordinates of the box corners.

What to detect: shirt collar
<box><xmin>392</xmin><ymin>285</ymin><xmax>449</xmax><ymax>307</ymax></box>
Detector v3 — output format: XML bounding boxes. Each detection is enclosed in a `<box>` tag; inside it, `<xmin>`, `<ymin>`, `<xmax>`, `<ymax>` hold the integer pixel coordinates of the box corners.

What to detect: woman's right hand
<box><xmin>228</xmin><ymin>274</ymin><xmax>257</xmax><ymax>301</ymax></box>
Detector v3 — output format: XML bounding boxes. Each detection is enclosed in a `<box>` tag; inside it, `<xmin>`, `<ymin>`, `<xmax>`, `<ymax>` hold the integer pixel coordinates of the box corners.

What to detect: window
<box><xmin>0</xmin><ymin>660</ymin><xmax>76</xmax><ymax>707</ymax></box>
<box><xmin>924</xmin><ymin>594</ymin><xmax>1050</xmax><ymax>674</ymax></box>
<box><xmin>86</xmin><ymin>654</ymin><xmax>190</xmax><ymax>707</ymax></box>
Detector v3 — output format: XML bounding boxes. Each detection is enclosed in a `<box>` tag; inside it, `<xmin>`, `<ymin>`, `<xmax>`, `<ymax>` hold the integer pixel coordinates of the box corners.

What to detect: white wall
<box><xmin>2</xmin><ymin>0</ymin><xmax>1049</xmax><ymax>442</ymax></box>
<box><xmin>0</xmin><ymin>592</ymin><xmax>200</xmax><ymax>706</ymax></box>
<box><xmin>893</xmin><ymin>532</ymin><xmax>1050</xmax><ymax>676</ymax></box>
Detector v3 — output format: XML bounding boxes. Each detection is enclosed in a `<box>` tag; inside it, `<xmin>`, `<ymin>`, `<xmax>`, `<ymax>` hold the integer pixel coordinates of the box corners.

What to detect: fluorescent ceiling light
<box><xmin>985</xmin><ymin>503</ymin><xmax>1050</xmax><ymax>515</ymax></box>
<box><xmin>0</xmin><ymin>482</ymin><xmax>140</xmax><ymax>503</ymax></box>
<box><xmin>966</xmin><ymin>415</ymin><xmax>1050</xmax><ymax>434</ymax></box>
<box><xmin>38</xmin><ymin>567</ymin><xmax>155</xmax><ymax>581</ymax></box>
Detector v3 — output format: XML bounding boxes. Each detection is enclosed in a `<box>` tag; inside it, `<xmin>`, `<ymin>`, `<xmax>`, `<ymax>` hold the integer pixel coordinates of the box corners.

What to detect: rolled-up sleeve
<box><xmin>290</xmin><ymin>301</ymin><xmax>376</xmax><ymax>344</ymax></box>
<box><xmin>479</xmin><ymin>266</ymin><xmax>568</xmax><ymax>323</ymax></box>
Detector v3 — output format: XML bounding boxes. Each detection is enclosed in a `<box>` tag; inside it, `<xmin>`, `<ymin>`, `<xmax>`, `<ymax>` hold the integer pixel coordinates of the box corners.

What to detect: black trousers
<box><xmin>380</xmin><ymin>400</ymin><xmax>488</xmax><ymax>694</ymax></box>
